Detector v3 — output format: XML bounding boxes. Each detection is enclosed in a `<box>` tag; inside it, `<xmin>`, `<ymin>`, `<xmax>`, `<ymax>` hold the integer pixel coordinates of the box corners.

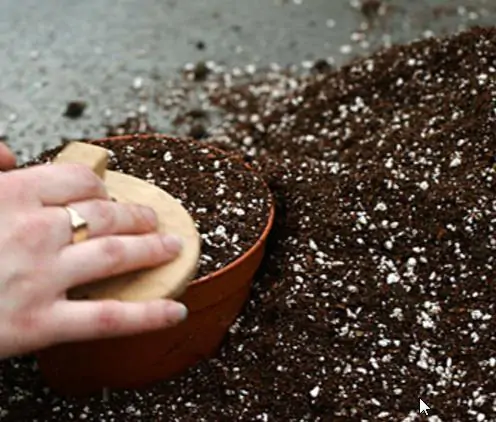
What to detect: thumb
<box><xmin>0</xmin><ymin>143</ymin><xmax>16</xmax><ymax>170</ymax></box>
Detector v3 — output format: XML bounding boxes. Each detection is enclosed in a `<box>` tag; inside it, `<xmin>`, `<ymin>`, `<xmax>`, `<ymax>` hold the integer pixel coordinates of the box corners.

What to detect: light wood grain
<box><xmin>54</xmin><ymin>142</ymin><xmax>109</xmax><ymax>178</ymax></box>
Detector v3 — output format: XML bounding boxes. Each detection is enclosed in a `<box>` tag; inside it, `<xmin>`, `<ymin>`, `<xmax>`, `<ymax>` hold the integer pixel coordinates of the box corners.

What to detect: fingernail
<box><xmin>141</xmin><ymin>206</ymin><xmax>157</xmax><ymax>227</ymax></box>
<box><xmin>161</xmin><ymin>234</ymin><xmax>183</xmax><ymax>254</ymax></box>
<box><xmin>171</xmin><ymin>302</ymin><xmax>188</xmax><ymax>322</ymax></box>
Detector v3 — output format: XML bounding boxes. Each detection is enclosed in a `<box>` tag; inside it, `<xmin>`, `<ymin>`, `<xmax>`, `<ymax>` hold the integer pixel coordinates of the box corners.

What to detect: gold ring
<box><xmin>64</xmin><ymin>206</ymin><xmax>89</xmax><ymax>244</ymax></box>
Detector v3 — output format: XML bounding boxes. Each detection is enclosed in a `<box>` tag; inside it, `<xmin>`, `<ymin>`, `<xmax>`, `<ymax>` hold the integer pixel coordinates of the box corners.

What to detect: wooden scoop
<box><xmin>54</xmin><ymin>141</ymin><xmax>201</xmax><ymax>302</ymax></box>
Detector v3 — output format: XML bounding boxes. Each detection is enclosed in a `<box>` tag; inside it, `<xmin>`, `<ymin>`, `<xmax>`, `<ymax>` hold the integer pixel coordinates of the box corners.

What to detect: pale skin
<box><xmin>0</xmin><ymin>142</ymin><xmax>188</xmax><ymax>359</ymax></box>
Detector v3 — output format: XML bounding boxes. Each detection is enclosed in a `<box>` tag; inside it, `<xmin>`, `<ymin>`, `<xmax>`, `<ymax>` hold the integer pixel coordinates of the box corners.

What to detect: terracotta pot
<box><xmin>36</xmin><ymin>134</ymin><xmax>275</xmax><ymax>395</ymax></box>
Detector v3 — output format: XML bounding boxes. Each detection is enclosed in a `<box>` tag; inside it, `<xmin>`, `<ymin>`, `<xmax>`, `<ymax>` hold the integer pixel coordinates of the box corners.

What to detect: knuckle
<box><xmin>93</xmin><ymin>200</ymin><xmax>117</xmax><ymax>231</ymax></box>
<box><xmin>95</xmin><ymin>301</ymin><xmax>123</xmax><ymax>333</ymax></box>
<box><xmin>131</xmin><ymin>205</ymin><xmax>155</xmax><ymax>229</ymax></box>
<box><xmin>145</xmin><ymin>235</ymin><xmax>167</xmax><ymax>261</ymax></box>
<box><xmin>11</xmin><ymin>213</ymin><xmax>51</xmax><ymax>250</ymax></box>
<box><xmin>11</xmin><ymin>309</ymin><xmax>40</xmax><ymax>332</ymax></box>
<box><xmin>9</xmin><ymin>296</ymin><xmax>46</xmax><ymax>335</ymax></box>
<box><xmin>66</xmin><ymin>164</ymin><xmax>105</xmax><ymax>196</ymax></box>
<box><xmin>100</xmin><ymin>237</ymin><xmax>128</xmax><ymax>271</ymax></box>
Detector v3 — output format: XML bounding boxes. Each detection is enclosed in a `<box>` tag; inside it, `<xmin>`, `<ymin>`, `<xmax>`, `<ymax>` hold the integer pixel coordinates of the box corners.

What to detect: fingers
<box><xmin>3</xmin><ymin>163</ymin><xmax>109</xmax><ymax>207</ymax></box>
<box><xmin>0</xmin><ymin>143</ymin><xmax>16</xmax><ymax>170</ymax></box>
<box><xmin>49</xmin><ymin>200</ymin><xmax>159</xmax><ymax>247</ymax></box>
<box><xmin>57</xmin><ymin>233</ymin><xmax>183</xmax><ymax>289</ymax></box>
<box><xmin>47</xmin><ymin>298</ymin><xmax>188</xmax><ymax>343</ymax></box>
<box><xmin>3</xmin><ymin>199</ymin><xmax>161</xmax><ymax>253</ymax></box>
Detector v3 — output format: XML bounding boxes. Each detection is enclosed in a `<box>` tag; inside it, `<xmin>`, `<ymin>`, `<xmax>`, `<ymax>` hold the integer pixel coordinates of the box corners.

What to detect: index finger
<box><xmin>4</xmin><ymin>163</ymin><xmax>109</xmax><ymax>206</ymax></box>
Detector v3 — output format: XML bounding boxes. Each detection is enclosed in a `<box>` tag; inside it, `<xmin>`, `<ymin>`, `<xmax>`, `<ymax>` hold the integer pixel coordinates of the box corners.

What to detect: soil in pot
<box><xmin>0</xmin><ymin>27</ymin><xmax>494</xmax><ymax>421</ymax></box>
<box><xmin>29</xmin><ymin>135</ymin><xmax>273</xmax><ymax>279</ymax></box>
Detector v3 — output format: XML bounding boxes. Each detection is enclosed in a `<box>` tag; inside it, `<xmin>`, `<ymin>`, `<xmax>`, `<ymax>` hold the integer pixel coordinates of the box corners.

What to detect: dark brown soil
<box><xmin>0</xmin><ymin>26</ymin><xmax>495</xmax><ymax>422</ymax></box>
<box><xmin>105</xmin><ymin>114</ymin><xmax>157</xmax><ymax>137</ymax></box>
<box><xmin>192</xmin><ymin>61</ymin><xmax>211</xmax><ymax>81</ymax></box>
<box><xmin>188</xmin><ymin>123</ymin><xmax>209</xmax><ymax>139</ymax></box>
<box><xmin>63</xmin><ymin>101</ymin><xmax>87</xmax><ymax>119</ymax></box>
<box><xmin>360</xmin><ymin>0</ymin><xmax>383</xmax><ymax>20</ymax></box>
<box><xmin>25</xmin><ymin>135</ymin><xmax>272</xmax><ymax>279</ymax></box>
<box><xmin>195</xmin><ymin>40</ymin><xmax>206</xmax><ymax>51</ymax></box>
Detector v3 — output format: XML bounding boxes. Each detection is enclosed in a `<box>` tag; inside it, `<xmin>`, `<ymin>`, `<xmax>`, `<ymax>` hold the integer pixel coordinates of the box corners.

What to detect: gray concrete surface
<box><xmin>0</xmin><ymin>0</ymin><xmax>494</xmax><ymax>161</ymax></box>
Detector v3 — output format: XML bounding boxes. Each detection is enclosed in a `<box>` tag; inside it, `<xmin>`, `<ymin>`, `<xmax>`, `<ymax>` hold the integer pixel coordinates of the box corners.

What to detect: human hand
<box><xmin>0</xmin><ymin>163</ymin><xmax>188</xmax><ymax>359</ymax></box>
<box><xmin>0</xmin><ymin>142</ymin><xmax>16</xmax><ymax>170</ymax></box>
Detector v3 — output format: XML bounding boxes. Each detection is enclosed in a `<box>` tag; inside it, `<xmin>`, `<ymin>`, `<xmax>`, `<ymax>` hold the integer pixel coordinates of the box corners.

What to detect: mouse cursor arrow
<box><xmin>419</xmin><ymin>399</ymin><xmax>430</xmax><ymax>415</ymax></box>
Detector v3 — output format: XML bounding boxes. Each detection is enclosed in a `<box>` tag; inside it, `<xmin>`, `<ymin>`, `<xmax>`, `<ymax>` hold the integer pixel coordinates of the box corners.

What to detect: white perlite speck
<box><xmin>375</xmin><ymin>202</ymin><xmax>387</xmax><ymax>211</ymax></box>
<box><xmin>417</xmin><ymin>311</ymin><xmax>435</xmax><ymax>329</ymax></box>
<box><xmin>309</xmin><ymin>239</ymin><xmax>318</xmax><ymax>250</ymax></box>
<box><xmin>163</xmin><ymin>151</ymin><xmax>173</xmax><ymax>162</ymax></box>
<box><xmin>449</xmin><ymin>156</ymin><xmax>462</xmax><ymax>168</ymax></box>
<box><xmin>384</xmin><ymin>240</ymin><xmax>394</xmax><ymax>250</ymax></box>
<box><xmin>233</xmin><ymin>208</ymin><xmax>245</xmax><ymax>216</ymax></box>
<box><xmin>326</xmin><ymin>18</ymin><xmax>336</xmax><ymax>28</ymax></box>
<box><xmin>471</xmin><ymin>310</ymin><xmax>483</xmax><ymax>320</ymax></box>
<box><xmin>215</xmin><ymin>225</ymin><xmax>227</xmax><ymax>236</ymax></box>
<box><xmin>390</xmin><ymin>307</ymin><xmax>403</xmax><ymax>320</ymax></box>
<box><xmin>419</xmin><ymin>181</ymin><xmax>429</xmax><ymax>190</ymax></box>
<box><xmin>309</xmin><ymin>386</ymin><xmax>320</xmax><ymax>398</ymax></box>
<box><xmin>132</xmin><ymin>77</ymin><xmax>143</xmax><ymax>90</ymax></box>
<box><xmin>387</xmin><ymin>273</ymin><xmax>400</xmax><ymax>284</ymax></box>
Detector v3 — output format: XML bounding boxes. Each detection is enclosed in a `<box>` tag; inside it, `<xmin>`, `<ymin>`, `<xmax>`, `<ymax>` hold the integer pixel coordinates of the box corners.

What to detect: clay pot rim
<box><xmin>90</xmin><ymin>133</ymin><xmax>275</xmax><ymax>288</ymax></box>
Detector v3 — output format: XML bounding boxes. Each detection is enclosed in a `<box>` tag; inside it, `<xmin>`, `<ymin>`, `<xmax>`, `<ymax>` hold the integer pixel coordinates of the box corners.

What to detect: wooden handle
<box><xmin>54</xmin><ymin>142</ymin><xmax>109</xmax><ymax>179</ymax></box>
